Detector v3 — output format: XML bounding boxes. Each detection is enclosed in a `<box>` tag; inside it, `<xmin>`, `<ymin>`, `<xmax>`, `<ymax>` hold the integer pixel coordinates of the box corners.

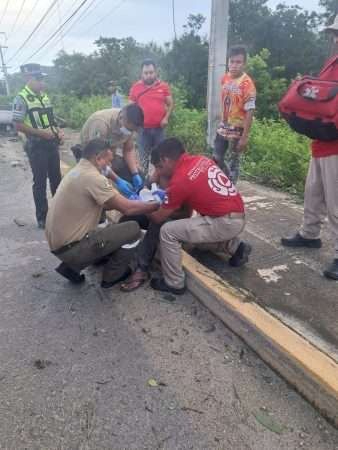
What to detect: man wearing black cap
<box><xmin>12</xmin><ymin>63</ymin><xmax>63</xmax><ymax>229</ymax></box>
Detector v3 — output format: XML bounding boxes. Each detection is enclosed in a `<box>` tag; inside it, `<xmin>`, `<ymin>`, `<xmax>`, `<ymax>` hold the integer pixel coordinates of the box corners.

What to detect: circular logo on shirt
<box><xmin>207</xmin><ymin>165</ymin><xmax>237</xmax><ymax>197</ymax></box>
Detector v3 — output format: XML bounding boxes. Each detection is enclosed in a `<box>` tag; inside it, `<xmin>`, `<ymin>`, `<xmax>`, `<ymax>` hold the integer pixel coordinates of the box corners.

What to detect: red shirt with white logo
<box><xmin>129</xmin><ymin>80</ymin><xmax>171</xmax><ymax>128</ymax></box>
<box><xmin>162</xmin><ymin>154</ymin><xmax>244</xmax><ymax>216</ymax></box>
<box><xmin>311</xmin><ymin>55</ymin><xmax>338</xmax><ymax>158</ymax></box>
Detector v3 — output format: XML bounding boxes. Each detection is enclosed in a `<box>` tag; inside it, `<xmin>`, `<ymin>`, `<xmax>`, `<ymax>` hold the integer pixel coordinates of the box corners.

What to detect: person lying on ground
<box><xmin>45</xmin><ymin>139</ymin><xmax>160</xmax><ymax>288</ymax></box>
<box><xmin>121</xmin><ymin>137</ymin><xmax>251</xmax><ymax>295</ymax></box>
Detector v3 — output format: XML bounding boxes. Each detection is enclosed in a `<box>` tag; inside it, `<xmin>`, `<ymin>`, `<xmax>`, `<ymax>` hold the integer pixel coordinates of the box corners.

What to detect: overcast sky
<box><xmin>0</xmin><ymin>0</ymin><xmax>325</xmax><ymax>73</ymax></box>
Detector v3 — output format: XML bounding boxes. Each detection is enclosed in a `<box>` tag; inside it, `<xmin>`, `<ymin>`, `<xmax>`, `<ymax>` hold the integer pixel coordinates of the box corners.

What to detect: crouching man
<box><xmin>45</xmin><ymin>139</ymin><xmax>159</xmax><ymax>288</ymax></box>
<box><xmin>121</xmin><ymin>138</ymin><xmax>251</xmax><ymax>295</ymax></box>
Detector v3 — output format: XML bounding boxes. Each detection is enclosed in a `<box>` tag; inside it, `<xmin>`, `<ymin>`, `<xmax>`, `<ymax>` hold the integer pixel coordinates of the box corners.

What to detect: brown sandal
<box><xmin>120</xmin><ymin>270</ymin><xmax>149</xmax><ymax>292</ymax></box>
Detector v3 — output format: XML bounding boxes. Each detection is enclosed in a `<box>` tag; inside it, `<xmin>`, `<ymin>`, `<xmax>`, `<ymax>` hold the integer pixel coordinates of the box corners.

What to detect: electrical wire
<box><xmin>8</xmin><ymin>0</ymin><xmax>27</xmax><ymax>39</ymax></box>
<box><xmin>16</xmin><ymin>0</ymin><xmax>41</xmax><ymax>32</ymax></box>
<box><xmin>20</xmin><ymin>0</ymin><xmax>90</xmax><ymax>64</ymax></box>
<box><xmin>37</xmin><ymin>0</ymin><xmax>103</xmax><ymax>58</ymax></box>
<box><xmin>29</xmin><ymin>0</ymin><xmax>125</xmax><ymax>62</ymax></box>
<box><xmin>7</xmin><ymin>0</ymin><xmax>60</xmax><ymax>63</ymax></box>
<box><xmin>32</xmin><ymin>0</ymin><xmax>104</xmax><ymax>58</ymax></box>
<box><xmin>0</xmin><ymin>0</ymin><xmax>10</xmax><ymax>28</ymax></box>
<box><xmin>81</xmin><ymin>0</ymin><xmax>126</xmax><ymax>35</ymax></box>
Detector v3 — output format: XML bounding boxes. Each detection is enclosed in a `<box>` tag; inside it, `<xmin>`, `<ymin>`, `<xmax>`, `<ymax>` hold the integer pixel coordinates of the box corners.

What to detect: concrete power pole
<box><xmin>0</xmin><ymin>33</ymin><xmax>10</xmax><ymax>96</ymax></box>
<box><xmin>207</xmin><ymin>0</ymin><xmax>229</xmax><ymax>148</ymax></box>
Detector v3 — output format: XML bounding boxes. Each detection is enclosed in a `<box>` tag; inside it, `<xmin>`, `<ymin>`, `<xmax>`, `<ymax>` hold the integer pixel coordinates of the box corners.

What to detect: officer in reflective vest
<box><xmin>12</xmin><ymin>63</ymin><xmax>63</xmax><ymax>229</ymax></box>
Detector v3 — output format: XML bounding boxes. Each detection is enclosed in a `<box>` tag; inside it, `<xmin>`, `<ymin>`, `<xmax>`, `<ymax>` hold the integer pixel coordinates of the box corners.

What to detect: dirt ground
<box><xmin>0</xmin><ymin>134</ymin><xmax>337</xmax><ymax>450</ymax></box>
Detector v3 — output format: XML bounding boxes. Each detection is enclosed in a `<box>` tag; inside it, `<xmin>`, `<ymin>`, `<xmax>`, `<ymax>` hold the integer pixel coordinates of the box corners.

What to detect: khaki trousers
<box><xmin>160</xmin><ymin>214</ymin><xmax>245</xmax><ymax>289</ymax></box>
<box><xmin>300</xmin><ymin>155</ymin><xmax>338</xmax><ymax>258</ymax></box>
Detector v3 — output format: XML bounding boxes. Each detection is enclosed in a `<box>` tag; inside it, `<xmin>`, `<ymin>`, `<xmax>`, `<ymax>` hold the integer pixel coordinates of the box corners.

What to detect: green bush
<box><xmin>51</xmin><ymin>95</ymin><xmax>111</xmax><ymax>129</ymax></box>
<box><xmin>243</xmin><ymin>119</ymin><xmax>310</xmax><ymax>195</ymax></box>
<box><xmin>166</xmin><ymin>85</ymin><xmax>207</xmax><ymax>153</ymax></box>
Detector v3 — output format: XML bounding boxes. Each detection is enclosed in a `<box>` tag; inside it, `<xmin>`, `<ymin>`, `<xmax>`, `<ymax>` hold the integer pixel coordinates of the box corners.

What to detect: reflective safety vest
<box><xmin>18</xmin><ymin>85</ymin><xmax>56</xmax><ymax>130</ymax></box>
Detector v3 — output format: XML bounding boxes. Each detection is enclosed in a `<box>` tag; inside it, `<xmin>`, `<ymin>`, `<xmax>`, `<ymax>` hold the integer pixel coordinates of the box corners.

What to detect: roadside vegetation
<box><xmin>2</xmin><ymin>0</ymin><xmax>334</xmax><ymax>196</ymax></box>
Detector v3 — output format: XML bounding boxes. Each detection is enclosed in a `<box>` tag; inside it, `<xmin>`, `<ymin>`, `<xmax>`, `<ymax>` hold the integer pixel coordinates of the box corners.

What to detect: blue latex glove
<box><xmin>115</xmin><ymin>177</ymin><xmax>135</xmax><ymax>198</ymax></box>
<box><xmin>152</xmin><ymin>189</ymin><xmax>167</xmax><ymax>204</ymax></box>
<box><xmin>131</xmin><ymin>173</ymin><xmax>144</xmax><ymax>192</ymax></box>
<box><xmin>129</xmin><ymin>193</ymin><xmax>140</xmax><ymax>200</ymax></box>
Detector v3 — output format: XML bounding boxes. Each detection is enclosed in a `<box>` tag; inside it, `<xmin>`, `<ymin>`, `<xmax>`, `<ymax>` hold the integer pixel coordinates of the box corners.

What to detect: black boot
<box><xmin>150</xmin><ymin>277</ymin><xmax>186</xmax><ymax>295</ymax></box>
<box><xmin>323</xmin><ymin>259</ymin><xmax>338</xmax><ymax>280</ymax></box>
<box><xmin>229</xmin><ymin>242</ymin><xmax>252</xmax><ymax>267</ymax></box>
<box><xmin>281</xmin><ymin>232</ymin><xmax>321</xmax><ymax>248</ymax></box>
<box><xmin>55</xmin><ymin>262</ymin><xmax>85</xmax><ymax>284</ymax></box>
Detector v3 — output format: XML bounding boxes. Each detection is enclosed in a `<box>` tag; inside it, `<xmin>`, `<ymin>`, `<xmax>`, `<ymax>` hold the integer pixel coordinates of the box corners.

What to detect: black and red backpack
<box><xmin>278</xmin><ymin>56</ymin><xmax>338</xmax><ymax>141</ymax></box>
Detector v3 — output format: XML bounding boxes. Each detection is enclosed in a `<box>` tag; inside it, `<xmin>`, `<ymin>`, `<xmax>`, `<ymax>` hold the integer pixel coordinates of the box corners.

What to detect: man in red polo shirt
<box><xmin>121</xmin><ymin>138</ymin><xmax>251</xmax><ymax>295</ymax></box>
<box><xmin>281</xmin><ymin>15</ymin><xmax>338</xmax><ymax>280</ymax></box>
<box><xmin>129</xmin><ymin>59</ymin><xmax>173</xmax><ymax>174</ymax></box>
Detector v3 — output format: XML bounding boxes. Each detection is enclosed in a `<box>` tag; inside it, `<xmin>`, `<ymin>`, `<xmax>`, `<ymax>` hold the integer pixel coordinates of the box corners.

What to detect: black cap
<box><xmin>20</xmin><ymin>63</ymin><xmax>47</xmax><ymax>79</ymax></box>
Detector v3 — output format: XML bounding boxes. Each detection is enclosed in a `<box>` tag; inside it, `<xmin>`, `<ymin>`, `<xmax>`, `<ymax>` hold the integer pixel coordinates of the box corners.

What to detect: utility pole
<box><xmin>0</xmin><ymin>33</ymin><xmax>10</xmax><ymax>95</ymax></box>
<box><xmin>207</xmin><ymin>0</ymin><xmax>229</xmax><ymax>148</ymax></box>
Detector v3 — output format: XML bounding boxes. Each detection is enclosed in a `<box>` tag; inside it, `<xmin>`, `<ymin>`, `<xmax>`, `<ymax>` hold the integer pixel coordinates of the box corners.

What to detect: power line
<box><xmin>20</xmin><ymin>0</ymin><xmax>90</xmax><ymax>64</ymax></box>
<box><xmin>33</xmin><ymin>0</ymin><xmax>125</xmax><ymax>60</ymax></box>
<box><xmin>17</xmin><ymin>0</ymin><xmax>41</xmax><ymax>32</ymax></box>
<box><xmin>8</xmin><ymin>0</ymin><xmax>27</xmax><ymax>39</ymax></box>
<box><xmin>0</xmin><ymin>0</ymin><xmax>10</xmax><ymax>28</ymax></box>
<box><xmin>7</xmin><ymin>0</ymin><xmax>60</xmax><ymax>64</ymax></box>
<box><xmin>82</xmin><ymin>0</ymin><xmax>126</xmax><ymax>35</ymax></box>
<box><xmin>35</xmin><ymin>0</ymin><xmax>105</xmax><ymax>60</ymax></box>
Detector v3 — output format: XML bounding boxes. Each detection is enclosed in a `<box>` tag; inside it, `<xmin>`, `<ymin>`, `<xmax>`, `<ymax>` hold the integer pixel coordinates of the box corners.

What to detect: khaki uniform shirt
<box><xmin>45</xmin><ymin>159</ymin><xmax>117</xmax><ymax>251</ymax></box>
<box><xmin>80</xmin><ymin>108</ymin><xmax>134</xmax><ymax>157</ymax></box>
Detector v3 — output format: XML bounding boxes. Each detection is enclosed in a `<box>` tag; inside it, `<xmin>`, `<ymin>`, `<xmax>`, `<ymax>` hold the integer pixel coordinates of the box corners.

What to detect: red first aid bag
<box><xmin>278</xmin><ymin>76</ymin><xmax>338</xmax><ymax>141</ymax></box>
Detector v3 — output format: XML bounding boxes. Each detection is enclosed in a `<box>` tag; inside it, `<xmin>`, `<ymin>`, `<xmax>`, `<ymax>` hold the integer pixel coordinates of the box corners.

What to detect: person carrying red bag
<box><xmin>281</xmin><ymin>15</ymin><xmax>338</xmax><ymax>280</ymax></box>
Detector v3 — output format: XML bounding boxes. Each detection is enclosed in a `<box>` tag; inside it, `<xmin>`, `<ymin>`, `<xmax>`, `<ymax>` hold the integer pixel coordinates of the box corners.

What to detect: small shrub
<box><xmin>243</xmin><ymin>119</ymin><xmax>310</xmax><ymax>195</ymax></box>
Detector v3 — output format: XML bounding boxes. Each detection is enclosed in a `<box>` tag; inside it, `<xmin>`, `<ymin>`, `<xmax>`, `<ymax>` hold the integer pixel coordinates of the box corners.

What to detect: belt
<box><xmin>201</xmin><ymin>212</ymin><xmax>245</xmax><ymax>219</ymax></box>
<box><xmin>226</xmin><ymin>212</ymin><xmax>245</xmax><ymax>219</ymax></box>
<box><xmin>52</xmin><ymin>239</ymin><xmax>80</xmax><ymax>256</ymax></box>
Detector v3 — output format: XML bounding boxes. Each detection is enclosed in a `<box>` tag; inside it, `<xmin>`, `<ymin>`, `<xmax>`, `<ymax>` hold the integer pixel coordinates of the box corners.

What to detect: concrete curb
<box><xmin>182</xmin><ymin>251</ymin><xmax>338</xmax><ymax>427</ymax></box>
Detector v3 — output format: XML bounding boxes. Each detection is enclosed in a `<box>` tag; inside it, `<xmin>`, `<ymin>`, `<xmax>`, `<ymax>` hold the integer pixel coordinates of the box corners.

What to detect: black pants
<box><xmin>25</xmin><ymin>139</ymin><xmax>61</xmax><ymax>223</ymax></box>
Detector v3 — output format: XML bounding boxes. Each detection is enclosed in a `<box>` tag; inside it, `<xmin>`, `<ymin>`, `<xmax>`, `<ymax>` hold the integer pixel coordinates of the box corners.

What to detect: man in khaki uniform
<box><xmin>281</xmin><ymin>16</ymin><xmax>338</xmax><ymax>280</ymax></box>
<box><xmin>46</xmin><ymin>139</ymin><xmax>159</xmax><ymax>288</ymax></box>
<box><xmin>79</xmin><ymin>104</ymin><xmax>144</xmax><ymax>197</ymax></box>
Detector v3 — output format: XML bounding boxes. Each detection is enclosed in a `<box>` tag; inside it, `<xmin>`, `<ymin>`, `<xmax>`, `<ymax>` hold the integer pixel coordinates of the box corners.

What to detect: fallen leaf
<box><xmin>147</xmin><ymin>378</ymin><xmax>159</xmax><ymax>387</ymax></box>
<box><xmin>34</xmin><ymin>359</ymin><xmax>51</xmax><ymax>370</ymax></box>
<box><xmin>253</xmin><ymin>410</ymin><xmax>284</xmax><ymax>434</ymax></box>
<box><xmin>32</xmin><ymin>272</ymin><xmax>43</xmax><ymax>278</ymax></box>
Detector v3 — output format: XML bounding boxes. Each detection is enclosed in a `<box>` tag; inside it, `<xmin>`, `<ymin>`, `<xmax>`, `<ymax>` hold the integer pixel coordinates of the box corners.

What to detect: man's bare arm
<box><xmin>160</xmin><ymin>95</ymin><xmax>174</xmax><ymax>127</ymax></box>
<box><xmin>15</xmin><ymin>122</ymin><xmax>56</xmax><ymax>140</ymax></box>
<box><xmin>237</xmin><ymin>110</ymin><xmax>254</xmax><ymax>152</ymax></box>
<box><xmin>123</xmin><ymin>137</ymin><xmax>139</xmax><ymax>175</ymax></box>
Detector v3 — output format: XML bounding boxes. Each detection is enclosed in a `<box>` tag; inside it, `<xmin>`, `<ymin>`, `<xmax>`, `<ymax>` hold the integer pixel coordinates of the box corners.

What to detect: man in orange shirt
<box><xmin>213</xmin><ymin>46</ymin><xmax>256</xmax><ymax>184</ymax></box>
<box><xmin>281</xmin><ymin>16</ymin><xmax>338</xmax><ymax>280</ymax></box>
<box><xmin>129</xmin><ymin>59</ymin><xmax>174</xmax><ymax>175</ymax></box>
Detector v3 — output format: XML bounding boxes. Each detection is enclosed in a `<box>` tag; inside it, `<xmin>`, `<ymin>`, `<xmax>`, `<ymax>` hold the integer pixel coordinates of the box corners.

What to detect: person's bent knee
<box><xmin>160</xmin><ymin>221</ymin><xmax>177</xmax><ymax>244</ymax></box>
<box><xmin>122</xmin><ymin>220</ymin><xmax>141</xmax><ymax>241</ymax></box>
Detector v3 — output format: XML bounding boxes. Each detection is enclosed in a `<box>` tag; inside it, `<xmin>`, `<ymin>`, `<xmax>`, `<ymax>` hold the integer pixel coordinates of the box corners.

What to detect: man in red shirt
<box><xmin>121</xmin><ymin>138</ymin><xmax>251</xmax><ymax>295</ymax></box>
<box><xmin>129</xmin><ymin>59</ymin><xmax>174</xmax><ymax>174</ymax></box>
<box><xmin>281</xmin><ymin>15</ymin><xmax>338</xmax><ymax>280</ymax></box>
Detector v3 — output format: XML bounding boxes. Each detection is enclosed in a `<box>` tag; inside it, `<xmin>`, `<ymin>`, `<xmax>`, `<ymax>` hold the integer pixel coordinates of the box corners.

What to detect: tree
<box><xmin>229</xmin><ymin>0</ymin><xmax>327</xmax><ymax>78</ymax></box>
<box><xmin>163</xmin><ymin>14</ymin><xmax>209</xmax><ymax>109</ymax></box>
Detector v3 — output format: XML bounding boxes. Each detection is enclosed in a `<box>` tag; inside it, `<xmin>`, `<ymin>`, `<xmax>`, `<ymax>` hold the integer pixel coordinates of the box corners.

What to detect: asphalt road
<box><xmin>0</xmin><ymin>135</ymin><xmax>337</xmax><ymax>450</ymax></box>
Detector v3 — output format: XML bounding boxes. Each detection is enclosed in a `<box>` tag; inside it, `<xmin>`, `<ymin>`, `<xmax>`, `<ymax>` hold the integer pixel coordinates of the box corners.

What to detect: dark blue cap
<box><xmin>20</xmin><ymin>63</ymin><xmax>47</xmax><ymax>79</ymax></box>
